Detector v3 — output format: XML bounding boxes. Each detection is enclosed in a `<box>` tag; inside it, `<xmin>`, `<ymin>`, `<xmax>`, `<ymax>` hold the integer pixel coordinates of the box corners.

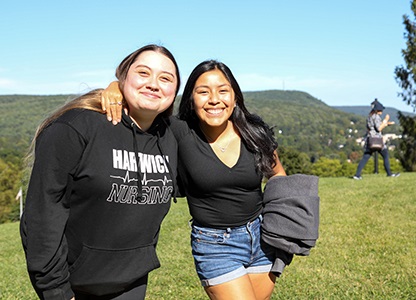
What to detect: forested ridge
<box><xmin>0</xmin><ymin>90</ymin><xmax>404</xmax><ymax>223</ymax></box>
<box><xmin>333</xmin><ymin>105</ymin><xmax>415</xmax><ymax>124</ymax></box>
<box><xmin>0</xmin><ymin>91</ymin><xmax>405</xmax><ymax>159</ymax></box>
<box><xmin>1</xmin><ymin>95</ymin><xmax>76</xmax><ymax>156</ymax></box>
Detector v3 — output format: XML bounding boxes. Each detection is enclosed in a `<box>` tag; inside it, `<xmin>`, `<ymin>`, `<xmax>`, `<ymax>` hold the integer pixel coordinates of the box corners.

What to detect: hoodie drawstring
<box><xmin>130</xmin><ymin>120</ymin><xmax>177</xmax><ymax>204</ymax></box>
<box><xmin>131</xmin><ymin>122</ymin><xmax>143</xmax><ymax>199</ymax></box>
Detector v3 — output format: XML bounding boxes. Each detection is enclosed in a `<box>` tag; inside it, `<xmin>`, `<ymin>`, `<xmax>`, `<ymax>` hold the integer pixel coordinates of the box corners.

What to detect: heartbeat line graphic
<box><xmin>110</xmin><ymin>170</ymin><xmax>172</xmax><ymax>186</ymax></box>
<box><xmin>110</xmin><ymin>171</ymin><xmax>138</xmax><ymax>183</ymax></box>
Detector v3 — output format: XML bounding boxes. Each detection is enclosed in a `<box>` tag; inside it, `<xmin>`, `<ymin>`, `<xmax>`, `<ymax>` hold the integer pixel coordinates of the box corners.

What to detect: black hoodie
<box><xmin>20</xmin><ymin>109</ymin><xmax>178</xmax><ymax>299</ymax></box>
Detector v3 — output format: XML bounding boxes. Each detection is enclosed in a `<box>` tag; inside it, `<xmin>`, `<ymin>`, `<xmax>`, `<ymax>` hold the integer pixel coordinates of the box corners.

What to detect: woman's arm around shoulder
<box><xmin>101</xmin><ymin>81</ymin><xmax>123</xmax><ymax>125</ymax></box>
<box><xmin>167</xmin><ymin>116</ymin><xmax>191</xmax><ymax>142</ymax></box>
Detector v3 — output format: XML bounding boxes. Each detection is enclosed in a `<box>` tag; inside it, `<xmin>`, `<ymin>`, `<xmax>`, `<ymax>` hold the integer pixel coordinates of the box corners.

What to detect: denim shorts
<box><xmin>190</xmin><ymin>215</ymin><xmax>275</xmax><ymax>287</ymax></box>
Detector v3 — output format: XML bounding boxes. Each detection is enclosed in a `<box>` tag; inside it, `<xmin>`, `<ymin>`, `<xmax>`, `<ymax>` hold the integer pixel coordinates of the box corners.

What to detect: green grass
<box><xmin>1</xmin><ymin>173</ymin><xmax>415</xmax><ymax>299</ymax></box>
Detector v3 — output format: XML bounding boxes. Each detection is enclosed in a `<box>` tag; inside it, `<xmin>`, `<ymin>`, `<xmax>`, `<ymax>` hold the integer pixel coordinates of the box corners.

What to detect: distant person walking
<box><xmin>353</xmin><ymin>99</ymin><xmax>400</xmax><ymax>179</ymax></box>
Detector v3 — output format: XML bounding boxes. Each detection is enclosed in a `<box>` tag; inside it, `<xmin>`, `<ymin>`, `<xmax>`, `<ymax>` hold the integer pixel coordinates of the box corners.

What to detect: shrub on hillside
<box><xmin>278</xmin><ymin>146</ymin><xmax>312</xmax><ymax>175</ymax></box>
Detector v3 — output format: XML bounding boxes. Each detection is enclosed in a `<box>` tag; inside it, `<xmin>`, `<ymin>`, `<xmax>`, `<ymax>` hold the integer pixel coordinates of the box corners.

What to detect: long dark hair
<box><xmin>178</xmin><ymin>60</ymin><xmax>278</xmax><ymax>177</ymax></box>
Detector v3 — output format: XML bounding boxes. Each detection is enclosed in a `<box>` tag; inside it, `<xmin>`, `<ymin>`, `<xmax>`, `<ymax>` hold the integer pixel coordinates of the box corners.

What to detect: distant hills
<box><xmin>332</xmin><ymin>106</ymin><xmax>415</xmax><ymax>124</ymax></box>
<box><xmin>0</xmin><ymin>90</ymin><xmax>409</xmax><ymax>161</ymax></box>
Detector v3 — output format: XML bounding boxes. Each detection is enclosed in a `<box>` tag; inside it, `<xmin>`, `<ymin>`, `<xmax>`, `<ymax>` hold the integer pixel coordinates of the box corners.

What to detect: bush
<box><xmin>278</xmin><ymin>146</ymin><xmax>312</xmax><ymax>175</ymax></box>
<box><xmin>311</xmin><ymin>157</ymin><xmax>342</xmax><ymax>177</ymax></box>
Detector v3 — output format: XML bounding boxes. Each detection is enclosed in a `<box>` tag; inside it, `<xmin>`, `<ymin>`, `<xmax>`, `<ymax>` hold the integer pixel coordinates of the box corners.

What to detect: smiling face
<box><xmin>122</xmin><ymin>50</ymin><xmax>178</xmax><ymax>125</ymax></box>
<box><xmin>192</xmin><ymin>69</ymin><xmax>236</xmax><ymax>130</ymax></box>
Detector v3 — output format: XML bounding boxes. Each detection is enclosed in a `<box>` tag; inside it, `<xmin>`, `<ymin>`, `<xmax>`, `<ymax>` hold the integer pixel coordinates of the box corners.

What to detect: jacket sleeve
<box><xmin>262</xmin><ymin>174</ymin><xmax>320</xmax><ymax>251</ymax></box>
<box><xmin>20</xmin><ymin>122</ymin><xmax>85</xmax><ymax>300</ymax></box>
<box><xmin>261</xmin><ymin>174</ymin><xmax>320</xmax><ymax>277</ymax></box>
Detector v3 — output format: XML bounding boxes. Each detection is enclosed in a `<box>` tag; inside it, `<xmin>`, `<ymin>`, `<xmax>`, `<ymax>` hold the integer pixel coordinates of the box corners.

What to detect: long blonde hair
<box><xmin>34</xmin><ymin>89</ymin><xmax>103</xmax><ymax>139</ymax></box>
<box><xmin>26</xmin><ymin>89</ymin><xmax>104</xmax><ymax>166</ymax></box>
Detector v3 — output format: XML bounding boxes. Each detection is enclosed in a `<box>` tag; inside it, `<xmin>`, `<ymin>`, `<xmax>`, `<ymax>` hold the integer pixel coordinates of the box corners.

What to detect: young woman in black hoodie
<box><xmin>20</xmin><ymin>44</ymin><xmax>180</xmax><ymax>300</ymax></box>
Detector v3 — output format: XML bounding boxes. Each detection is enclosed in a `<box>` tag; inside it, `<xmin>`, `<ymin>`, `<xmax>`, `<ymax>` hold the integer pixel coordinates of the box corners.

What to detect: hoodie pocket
<box><xmin>69</xmin><ymin>244</ymin><xmax>159</xmax><ymax>296</ymax></box>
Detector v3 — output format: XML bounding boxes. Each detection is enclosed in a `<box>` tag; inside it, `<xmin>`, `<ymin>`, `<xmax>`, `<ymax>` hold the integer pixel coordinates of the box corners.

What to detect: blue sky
<box><xmin>1</xmin><ymin>0</ymin><xmax>413</xmax><ymax>112</ymax></box>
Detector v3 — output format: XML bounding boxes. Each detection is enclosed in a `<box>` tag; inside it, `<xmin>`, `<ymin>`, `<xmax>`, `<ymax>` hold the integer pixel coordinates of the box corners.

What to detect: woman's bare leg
<box><xmin>248</xmin><ymin>272</ymin><xmax>276</xmax><ymax>300</ymax></box>
<box><xmin>204</xmin><ymin>274</ymin><xmax>257</xmax><ymax>300</ymax></box>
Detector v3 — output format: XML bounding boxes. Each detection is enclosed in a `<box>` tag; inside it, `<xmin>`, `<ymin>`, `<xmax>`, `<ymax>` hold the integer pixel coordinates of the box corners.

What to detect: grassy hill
<box><xmin>1</xmin><ymin>173</ymin><xmax>415</xmax><ymax>299</ymax></box>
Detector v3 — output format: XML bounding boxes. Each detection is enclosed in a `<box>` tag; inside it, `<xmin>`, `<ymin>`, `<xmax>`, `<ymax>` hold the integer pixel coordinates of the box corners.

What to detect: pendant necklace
<box><xmin>200</xmin><ymin>127</ymin><xmax>232</xmax><ymax>152</ymax></box>
<box><xmin>216</xmin><ymin>138</ymin><xmax>231</xmax><ymax>152</ymax></box>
